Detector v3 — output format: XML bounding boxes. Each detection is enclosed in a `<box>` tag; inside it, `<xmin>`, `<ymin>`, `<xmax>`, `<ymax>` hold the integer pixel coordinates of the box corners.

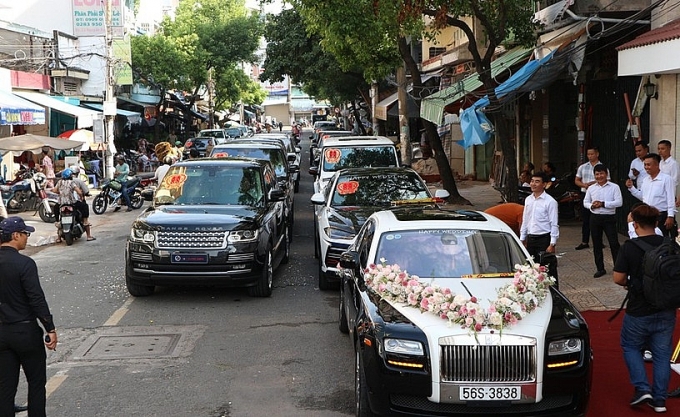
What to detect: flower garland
<box><xmin>363</xmin><ymin>259</ymin><xmax>556</xmax><ymax>333</ymax></box>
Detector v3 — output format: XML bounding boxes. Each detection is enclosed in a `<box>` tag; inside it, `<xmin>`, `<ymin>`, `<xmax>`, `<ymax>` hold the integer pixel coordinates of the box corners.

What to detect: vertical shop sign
<box><xmin>73</xmin><ymin>0</ymin><xmax>124</xmax><ymax>38</ymax></box>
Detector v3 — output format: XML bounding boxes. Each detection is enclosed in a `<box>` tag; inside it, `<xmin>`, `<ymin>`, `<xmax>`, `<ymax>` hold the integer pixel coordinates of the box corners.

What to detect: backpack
<box><xmin>631</xmin><ymin>238</ymin><xmax>680</xmax><ymax>310</ymax></box>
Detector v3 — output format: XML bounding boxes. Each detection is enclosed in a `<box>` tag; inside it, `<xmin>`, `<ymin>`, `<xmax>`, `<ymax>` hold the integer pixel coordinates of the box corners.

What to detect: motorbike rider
<box><xmin>54</xmin><ymin>169</ymin><xmax>83</xmax><ymax>243</ymax></box>
<box><xmin>114</xmin><ymin>155</ymin><xmax>133</xmax><ymax>212</ymax></box>
<box><xmin>68</xmin><ymin>165</ymin><xmax>95</xmax><ymax>241</ymax></box>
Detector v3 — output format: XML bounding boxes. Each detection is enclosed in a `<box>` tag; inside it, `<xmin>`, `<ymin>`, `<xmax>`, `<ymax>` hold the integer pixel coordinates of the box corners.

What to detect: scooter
<box><xmin>0</xmin><ymin>171</ymin><xmax>57</xmax><ymax>223</ymax></box>
<box><xmin>57</xmin><ymin>203</ymin><xmax>84</xmax><ymax>246</ymax></box>
<box><xmin>91</xmin><ymin>176</ymin><xmax>144</xmax><ymax>214</ymax></box>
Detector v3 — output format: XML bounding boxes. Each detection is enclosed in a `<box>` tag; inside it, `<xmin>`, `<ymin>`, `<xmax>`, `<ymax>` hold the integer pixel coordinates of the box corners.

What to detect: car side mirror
<box><xmin>309</xmin><ymin>166</ymin><xmax>319</xmax><ymax>176</ymax></box>
<box><xmin>287</xmin><ymin>153</ymin><xmax>297</xmax><ymax>163</ymax></box>
<box><xmin>338</xmin><ymin>250</ymin><xmax>360</xmax><ymax>270</ymax></box>
<box><xmin>434</xmin><ymin>189</ymin><xmax>450</xmax><ymax>200</ymax></box>
<box><xmin>269</xmin><ymin>188</ymin><xmax>285</xmax><ymax>202</ymax></box>
<box><xmin>289</xmin><ymin>163</ymin><xmax>300</xmax><ymax>173</ymax></box>
<box><xmin>295</xmin><ymin>146</ymin><xmax>301</xmax><ymax>153</ymax></box>
<box><xmin>310</xmin><ymin>192</ymin><xmax>325</xmax><ymax>205</ymax></box>
<box><xmin>308</xmin><ymin>135</ymin><xmax>313</xmax><ymax>140</ymax></box>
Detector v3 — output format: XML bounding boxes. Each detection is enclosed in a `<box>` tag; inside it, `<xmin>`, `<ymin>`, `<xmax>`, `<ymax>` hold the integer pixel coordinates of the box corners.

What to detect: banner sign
<box><xmin>73</xmin><ymin>0</ymin><xmax>124</xmax><ymax>38</ymax></box>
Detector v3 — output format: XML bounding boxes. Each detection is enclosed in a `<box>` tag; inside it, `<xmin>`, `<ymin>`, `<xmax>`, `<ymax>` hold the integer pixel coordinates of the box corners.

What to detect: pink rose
<box><xmin>470</xmin><ymin>296</ymin><xmax>477</xmax><ymax>303</ymax></box>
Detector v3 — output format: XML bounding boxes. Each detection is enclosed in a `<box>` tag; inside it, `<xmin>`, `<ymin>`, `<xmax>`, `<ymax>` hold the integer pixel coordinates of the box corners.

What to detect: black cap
<box><xmin>0</xmin><ymin>216</ymin><xmax>36</xmax><ymax>234</ymax></box>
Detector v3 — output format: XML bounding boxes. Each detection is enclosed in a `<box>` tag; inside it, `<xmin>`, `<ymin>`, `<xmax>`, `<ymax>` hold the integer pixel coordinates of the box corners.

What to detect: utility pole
<box><xmin>208</xmin><ymin>67</ymin><xmax>214</xmax><ymax>128</ymax></box>
<box><xmin>397</xmin><ymin>66</ymin><xmax>410</xmax><ymax>166</ymax></box>
<box><xmin>103</xmin><ymin>0</ymin><xmax>116</xmax><ymax>179</ymax></box>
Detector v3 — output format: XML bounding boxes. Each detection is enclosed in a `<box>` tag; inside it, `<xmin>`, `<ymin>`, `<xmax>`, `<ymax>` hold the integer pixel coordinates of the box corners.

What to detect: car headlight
<box><xmin>228</xmin><ymin>230</ymin><xmax>258</xmax><ymax>243</ymax></box>
<box><xmin>130</xmin><ymin>228</ymin><xmax>155</xmax><ymax>243</ymax></box>
<box><xmin>548</xmin><ymin>338</ymin><xmax>582</xmax><ymax>356</ymax></box>
<box><xmin>323</xmin><ymin>226</ymin><xmax>355</xmax><ymax>240</ymax></box>
<box><xmin>384</xmin><ymin>338</ymin><xmax>424</xmax><ymax>356</ymax></box>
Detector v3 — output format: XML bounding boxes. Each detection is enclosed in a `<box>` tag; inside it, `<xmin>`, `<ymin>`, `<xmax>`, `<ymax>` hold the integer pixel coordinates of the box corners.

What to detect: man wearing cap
<box><xmin>0</xmin><ymin>216</ymin><xmax>58</xmax><ymax>416</ymax></box>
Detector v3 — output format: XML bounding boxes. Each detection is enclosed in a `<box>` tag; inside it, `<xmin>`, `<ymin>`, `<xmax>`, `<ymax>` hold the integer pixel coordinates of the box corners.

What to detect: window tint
<box><xmin>211</xmin><ymin>147</ymin><xmax>286</xmax><ymax>177</ymax></box>
<box><xmin>322</xmin><ymin>146</ymin><xmax>398</xmax><ymax>172</ymax></box>
<box><xmin>331</xmin><ymin>173</ymin><xmax>429</xmax><ymax>206</ymax></box>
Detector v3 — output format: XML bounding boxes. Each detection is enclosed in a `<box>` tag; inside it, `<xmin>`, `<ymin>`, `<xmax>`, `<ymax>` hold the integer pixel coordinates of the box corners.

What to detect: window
<box><xmin>429</xmin><ymin>47</ymin><xmax>446</xmax><ymax>59</ymax></box>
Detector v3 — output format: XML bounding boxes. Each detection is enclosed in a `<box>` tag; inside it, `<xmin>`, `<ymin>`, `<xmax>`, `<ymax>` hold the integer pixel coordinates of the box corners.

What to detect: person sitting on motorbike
<box><xmin>69</xmin><ymin>165</ymin><xmax>95</xmax><ymax>241</ymax></box>
<box><xmin>114</xmin><ymin>155</ymin><xmax>133</xmax><ymax>212</ymax></box>
<box><xmin>55</xmin><ymin>168</ymin><xmax>83</xmax><ymax>243</ymax></box>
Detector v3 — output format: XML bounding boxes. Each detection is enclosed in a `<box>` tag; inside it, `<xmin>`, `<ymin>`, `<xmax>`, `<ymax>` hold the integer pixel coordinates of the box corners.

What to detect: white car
<box><xmin>337</xmin><ymin>207</ymin><xmax>591</xmax><ymax>416</ymax></box>
<box><xmin>310</xmin><ymin>167</ymin><xmax>447</xmax><ymax>290</ymax></box>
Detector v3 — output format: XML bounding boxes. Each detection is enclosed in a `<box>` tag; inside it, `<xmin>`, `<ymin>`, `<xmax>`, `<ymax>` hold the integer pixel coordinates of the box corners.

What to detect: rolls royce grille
<box><xmin>440</xmin><ymin>344</ymin><xmax>536</xmax><ymax>382</ymax></box>
<box><xmin>156</xmin><ymin>231</ymin><xmax>228</xmax><ymax>249</ymax></box>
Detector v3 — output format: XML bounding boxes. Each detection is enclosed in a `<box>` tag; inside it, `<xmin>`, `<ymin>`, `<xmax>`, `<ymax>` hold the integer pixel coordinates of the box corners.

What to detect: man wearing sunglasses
<box><xmin>0</xmin><ymin>216</ymin><xmax>57</xmax><ymax>416</ymax></box>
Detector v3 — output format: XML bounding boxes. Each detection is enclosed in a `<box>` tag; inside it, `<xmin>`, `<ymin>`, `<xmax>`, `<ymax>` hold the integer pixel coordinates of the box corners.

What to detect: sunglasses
<box><xmin>18</xmin><ymin>231</ymin><xmax>31</xmax><ymax>237</ymax></box>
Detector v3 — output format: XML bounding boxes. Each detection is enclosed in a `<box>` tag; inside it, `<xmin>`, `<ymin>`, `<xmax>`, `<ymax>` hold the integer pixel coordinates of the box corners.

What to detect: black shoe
<box><xmin>575</xmin><ymin>243</ymin><xmax>589</xmax><ymax>250</ymax></box>
<box><xmin>643</xmin><ymin>350</ymin><xmax>653</xmax><ymax>362</ymax></box>
<box><xmin>668</xmin><ymin>386</ymin><xmax>680</xmax><ymax>397</ymax></box>
<box><xmin>630</xmin><ymin>390</ymin><xmax>652</xmax><ymax>406</ymax></box>
<box><xmin>593</xmin><ymin>270</ymin><xmax>607</xmax><ymax>278</ymax></box>
<box><xmin>14</xmin><ymin>404</ymin><xmax>28</xmax><ymax>412</ymax></box>
<box><xmin>648</xmin><ymin>399</ymin><xmax>667</xmax><ymax>413</ymax></box>
<box><xmin>126</xmin><ymin>208</ymin><xmax>133</xmax><ymax>212</ymax></box>
<box><xmin>113</xmin><ymin>206</ymin><xmax>121</xmax><ymax>212</ymax></box>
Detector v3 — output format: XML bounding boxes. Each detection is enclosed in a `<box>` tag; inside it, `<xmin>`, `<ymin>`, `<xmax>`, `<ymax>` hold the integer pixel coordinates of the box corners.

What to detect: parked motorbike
<box><xmin>136</xmin><ymin>172</ymin><xmax>157</xmax><ymax>201</ymax></box>
<box><xmin>92</xmin><ymin>176</ymin><xmax>144</xmax><ymax>214</ymax></box>
<box><xmin>57</xmin><ymin>203</ymin><xmax>84</xmax><ymax>246</ymax></box>
<box><xmin>0</xmin><ymin>171</ymin><xmax>57</xmax><ymax>223</ymax></box>
<box><xmin>518</xmin><ymin>173</ymin><xmax>582</xmax><ymax>220</ymax></box>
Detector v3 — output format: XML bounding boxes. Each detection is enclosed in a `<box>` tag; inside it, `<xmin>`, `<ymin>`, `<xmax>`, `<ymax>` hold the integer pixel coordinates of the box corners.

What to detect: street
<box><xmin>17</xmin><ymin>135</ymin><xmax>355</xmax><ymax>416</ymax></box>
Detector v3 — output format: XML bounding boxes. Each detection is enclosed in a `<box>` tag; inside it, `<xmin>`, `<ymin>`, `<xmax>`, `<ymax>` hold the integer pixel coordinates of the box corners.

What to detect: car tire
<box><xmin>356</xmin><ymin>346</ymin><xmax>374</xmax><ymax>417</ymax></box>
<box><xmin>281</xmin><ymin>228</ymin><xmax>290</xmax><ymax>265</ymax></box>
<box><xmin>294</xmin><ymin>177</ymin><xmax>300</xmax><ymax>193</ymax></box>
<box><xmin>319</xmin><ymin>259</ymin><xmax>332</xmax><ymax>291</ymax></box>
<box><xmin>313</xmin><ymin>222</ymin><xmax>320</xmax><ymax>259</ymax></box>
<box><xmin>249</xmin><ymin>248</ymin><xmax>273</xmax><ymax>297</ymax></box>
<box><xmin>125</xmin><ymin>273</ymin><xmax>154</xmax><ymax>297</ymax></box>
<box><xmin>92</xmin><ymin>195</ymin><xmax>107</xmax><ymax>215</ymax></box>
<box><xmin>339</xmin><ymin>285</ymin><xmax>349</xmax><ymax>334</ymax></box>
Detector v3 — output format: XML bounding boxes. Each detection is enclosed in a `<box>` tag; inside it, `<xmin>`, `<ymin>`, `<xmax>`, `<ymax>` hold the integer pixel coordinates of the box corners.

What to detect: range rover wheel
<box><xmin>125</xmin><ymin>274</ymin><xmax>154</xmax><ymax>297</ymax></box>
<box><xmin>339</xmin><ymin>286</ymin><xmax>349</xmax><ymax>334</ymax></box>
<box><xmin>281</xmin><ymin>229</ymin><xmax>290</xmax><ymax>264</ymax></box>
<box><xmin>249</xmin><ymin>248</ymin><xmax>273</xmax><ymax>297</ymax></box>
<box><xmin>355</xmin><ymin>347</ymin><xmax>374</xmax><ymax>417</ymax></box>
<box><xmin>319</xmin><ymin>259</ymin><xmax>331</xmax><ymax>291</ymax></box>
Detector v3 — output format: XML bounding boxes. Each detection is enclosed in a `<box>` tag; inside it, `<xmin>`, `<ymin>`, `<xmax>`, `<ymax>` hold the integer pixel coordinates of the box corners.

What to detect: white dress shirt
<box><xmin>629</xmin><ymin>157</ymin><xmax>648</xmax><ymax>185</ymax></box>
<box><xmin>583</xmin><ymin>181</ymin><xmax>622</xmax><ymax>215</ymax></box>
<box><xmin>576</xmin><ymin>161</ymin><xmax>610</xmax><ymax>192</ymax></box>
<box><xmin>629</xmin><ymin>171</ymin><xmax>676</xmax><ymax>216</ymax></box>
<box><xmin>660</xmin><ymin>156</ymin><xmax>679</xmax><ymax>188</ymax></box>
<box><xmin>519</xmin><ymin>191</ymin><xmax>559</xmax><ymax>245</ymax></box>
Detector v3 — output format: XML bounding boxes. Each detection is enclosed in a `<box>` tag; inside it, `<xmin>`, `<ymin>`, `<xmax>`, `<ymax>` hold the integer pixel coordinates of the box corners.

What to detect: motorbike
<box><xmin>0</xmin><ymin>171</ymin><xmax>57</xmax><ymax>223</ymax></box>
<box><xmin>57</xmin><ymin>203</ymin><xmax>84</xmax><ymax>246</ymax></box>
<box><xmin>136</xmin><ymin>172</ymin><xmax>157</xmax><ymax>201</ymax></box>
<box><xmin>518</xmin><ymin>172</ymin><xmax>582</xmax><ymax>220</ymax></box>
<box><xmin>92</xmin><ymin>176</ymin><xmax>144</xmax><ymax>214</ymax></box>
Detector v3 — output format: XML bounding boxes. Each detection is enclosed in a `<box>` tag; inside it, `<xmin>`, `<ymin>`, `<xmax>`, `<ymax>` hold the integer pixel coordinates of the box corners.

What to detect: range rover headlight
<box><xmin>130</xmin><ymin>228</ymin><xmax>155</xmax><ymax>243</ymax></box>
<box><xmin>384</xmin><ymin>338</ymin><xmax>424</xmax><ymax>356</ymax></box>
<box><xmin>548</xmin><ymin>338</ymin><xmax>582</xmax><ymax>356</ymax></box>
<box><xmin>228</xmin><ymin>230</ymin><xmax>258</xmax><ymax>243</ymax></box>
<box><xmin>323</xmin><ymin>226</ymin><xmax>355</xmax><ymax>240</ymax></box>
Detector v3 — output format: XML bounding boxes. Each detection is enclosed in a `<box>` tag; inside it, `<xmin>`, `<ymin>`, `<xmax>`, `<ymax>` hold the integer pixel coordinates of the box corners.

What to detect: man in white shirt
<box><xmin>628</xmin><ymin>141</ymin><xmax>649</xmax><ymax>188</ymax></box>
<box><xmin>520</xmin><ymin>172</ymin><xmax>559</xmax><ymax>280</ymax></box>
<box><xmin>575</xmin><ymin>147</ymin><xmax>607</xmax><ymax>250</ymax></box>
<box><xmin>583</xmin><ymin>164</ymin><xmax>622</xmax><ymax>278</ymax></box>
<box><xmin>626</xmin><ymin>153</ymin><xmax>677</xmax><ymax>238</ymax></box>
<box><xmin>658</xmin><ymin>139</ymin><xmax>678</xmax><ymax>206</ymax></box>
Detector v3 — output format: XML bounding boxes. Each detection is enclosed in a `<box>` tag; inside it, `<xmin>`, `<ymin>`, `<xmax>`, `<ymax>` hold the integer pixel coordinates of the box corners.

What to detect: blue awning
<box><xmin>81</xmin><ymin>103</ymin><xmax>143</xmax><ymax>124</ymax></box>
<box><xmin>0</xmin><ymin>90</ymin><xmax>46</xmax><ymax>125</ymax></box>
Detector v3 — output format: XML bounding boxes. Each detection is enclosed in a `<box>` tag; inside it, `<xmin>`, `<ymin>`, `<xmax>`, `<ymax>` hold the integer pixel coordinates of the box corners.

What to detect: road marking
<box><xmin>103</xmin><ymin>297</ymin><xmax>134</xmax><ymax>326</ymax></box>
<box><xmin>46</xmin><ymin>371</ymin><xmax>68</xmax><ymax>399</ymax></box>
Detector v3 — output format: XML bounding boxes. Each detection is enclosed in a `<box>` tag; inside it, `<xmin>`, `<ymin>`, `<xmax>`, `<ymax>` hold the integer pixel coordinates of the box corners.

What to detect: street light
<box><xmin>644</xmin><ymin>80</ymin><xmax>658</xmax><ymax>100</ymax></box>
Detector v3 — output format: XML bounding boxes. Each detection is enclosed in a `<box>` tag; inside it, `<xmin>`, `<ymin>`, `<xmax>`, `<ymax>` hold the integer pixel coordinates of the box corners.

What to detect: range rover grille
<box><xmin>156</xmin><ymin>231</ymin><xmax>228</xmax><ymax>249</ymax></box>
<box><xmin>440</xmin><ymin>344</ymin><xmax>536</xmax><ymax>383</ymax></box>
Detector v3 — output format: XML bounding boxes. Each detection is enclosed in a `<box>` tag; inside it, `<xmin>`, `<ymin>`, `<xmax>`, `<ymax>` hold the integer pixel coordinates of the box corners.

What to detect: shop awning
<box><xmin>375</xmin><ymin>92</ymin><xmax>398</xmax><ymax>121</ymax></box>
<box><xmin>291</xmin><ymin>98</ymin><xmax>315</xmax><ymax>112</ymax></box>
<box><xmin>617</xmin><ymin>18</ymin><xmax>680</xmax><ymax>76</ymax></box>
<box><xmin>420</xmin><ymin>46</ymin><xmax>534</xmax><ymax>124</ymax></box>
<box><xmin>14</xmin><ymin>91</ymin><xmax>99</xmax><ymax>128</ymax></box>
<box><xmin>0</xmin><ymin>90</ymin><xmax>46</xmax><ymax>125</ymax></box>
<box><xmin>81</xmin><ymin>103</ymin><xmax>143</xmax><ymax>124</ymax></box>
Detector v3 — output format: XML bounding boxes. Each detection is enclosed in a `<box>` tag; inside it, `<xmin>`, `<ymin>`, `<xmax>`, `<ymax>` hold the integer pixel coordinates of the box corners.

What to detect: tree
<box><xmin>292</xmin><ymin>0</ymin><xmax>536</xmax><ymax>204</ymax></box>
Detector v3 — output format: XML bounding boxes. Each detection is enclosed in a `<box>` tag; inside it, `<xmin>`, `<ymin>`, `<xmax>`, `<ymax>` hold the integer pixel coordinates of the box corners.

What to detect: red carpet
<box><xmin>583</xmin><ymin>310</ymin><xmax>680</xmax><ymax>416</ymax></box>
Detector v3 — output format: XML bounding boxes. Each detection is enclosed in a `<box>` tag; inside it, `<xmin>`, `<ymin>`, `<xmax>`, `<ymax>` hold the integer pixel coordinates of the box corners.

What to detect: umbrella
<box><xmin>0</xmin><ymin>133</ymin><xmax>86</xmax><ymax>155</ymax></box>
<box><xmin>57</xmin><ymin>129</ymin><xmax>100</xmax><ymax>151</ymax></box>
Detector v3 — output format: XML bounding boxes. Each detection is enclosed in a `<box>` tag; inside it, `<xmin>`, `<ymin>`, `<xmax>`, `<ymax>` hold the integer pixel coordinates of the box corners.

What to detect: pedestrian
<box><xmin>626</xmin><ymin>153</ymin><xmax>677</xmax><ymax>238</ymax></box>
<box><xmin>583</xmin><ymin>163</ymin><xmax>622</xmax><ymax>278</ymax></box>
<box><xmin>153</xmin><ymin>156</ymin><xmax>174</xmax><ymax>185</ymax></box>
<box><xmin>114</xmin><ymin>155</ymin><xmax>133</xmax><ymax>212</ymax></box>
<box><xmin>188</xmin><ymin>149</ymin><xmax>200</xmax><ymax>159</ymax></box>
<box><xmin>68</xmin><ymin>166</ymin><xmax>95</xmax><ymax>241</ymax></box>
<box><xmin>484</xmin><ymin>202</ymin><xmax>523</xmax><ymax>236</ymax></box>
<box><xmin>278</xmin><ymin>121</ymin><xmax>283</xmax><ymax>132</ymax></box>
<box><xmin>629</xmin><ymin>141</ymin><xmax>649</xmax><ymax>188</ymax></box>
<box><xmin>522</xmin><ymin>161</ymin><xmax>535</xmax><ymax>175</ymax></box>
<box><xmin>40</xmin><ymin>147</ymin><xmax>54</xmax><ymax>189</ymax></box>
<box><xmin>0</xmin><ymin>216</ymin><xmax>58</xmax><ymax>417</ymax></box>
<box><xmin>575</xmin><ymin>147</ymin><xmax>607</xmax><ymax>250</ymax></box>
<box><xmin>657</xmin><ymin>139</ymin><xmax>679</xmax><ymax>206</ymax></box>
<box><xmin>519</xmin><ymin>171</ymin><xmax>559</xmax><ymax>279</ymax></box>
<box><xmin>613</xmin><ymin>203</ymin><xmax>675</xmax><ymax>413</ymax></box>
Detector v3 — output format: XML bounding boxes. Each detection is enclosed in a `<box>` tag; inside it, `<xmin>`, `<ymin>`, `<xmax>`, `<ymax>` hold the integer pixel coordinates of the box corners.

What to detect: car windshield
<box><xmin>375</xmin><ymin>229</ymin><xmax>526</xmax><ymax>278</ymax></box>
<box><xmin>225</xmin><ymin>128</ymin><xmax>241</xmax><ymax>137</ymax></box>
<box><xmin>154</xmin><ymin>165</ymin><xmax>263</xmax><ymax>207</ymax></box>
<box><xmin>185</xmin><ymin>138</ymin><xmax>211</xmax><ymax>149</ymax></box>
<box><xmin>199</xmin><ymin>130</ymin><xmax>224</xmax><ymax>138</ymax></box>
<box><xmin>322</xmin><ymin>146</ymin><xmax>398</xmax><ymax>172</ymax></box>
<box><xmin>331</xmin><ymin>173</ymin><xmax>430</xmax><ymax>206</ymax></box>
<box><xmin>212</xmin><ymin>147</ymin><xmax>286</xmax><ymax>176</ymax></box>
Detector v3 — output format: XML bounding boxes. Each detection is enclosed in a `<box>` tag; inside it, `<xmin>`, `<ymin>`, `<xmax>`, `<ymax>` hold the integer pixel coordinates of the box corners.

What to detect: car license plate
<box><xmin>171</xmin><ymin>253</ymin><xmax>209</xmax><ymax>264</ymax></box>
<box><xmin>459</xmin><ymin>386</ymin><xmax>521</xmax><ymax>401</ymax></box>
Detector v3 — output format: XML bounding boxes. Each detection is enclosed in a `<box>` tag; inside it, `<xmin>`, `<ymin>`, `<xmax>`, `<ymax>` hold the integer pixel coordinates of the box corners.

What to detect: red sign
<box><xmin>324</xmin><ymin>148</ymin><xmax>341</xmax><ymax>164</ymax></box>
<box><xmin>163</xmin><ymin>173</ymin><xmax>187</xmax><ymax>188</ymax></box>
<box><xmin>337</xmin><ymin>181</ymin><xmax>359</xmax><ymax>195</ymax></box>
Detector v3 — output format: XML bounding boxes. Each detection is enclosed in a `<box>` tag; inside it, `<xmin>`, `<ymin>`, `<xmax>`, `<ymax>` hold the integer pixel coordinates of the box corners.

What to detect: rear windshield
<box><xmin>154</xmin><ymin>165</ymin><xmax>263</xmax><ymax>207</ymax></box>
<box><xmin>199</xmin><ymin>130</ymin><xmax>224</xmax><ymax>138</ymax></box>
<box><xmin>186</xmin><ymin>138</ymin><xmax>211</xmax><ymax>148</ymax></box>
<box><xmin>322</xmin><ymin>146</ymin><xmax>398</xmax><ymax>172</ymax></box>
<box><xmin>331</xmin><ymin>173</ymin><xmax>429</xmax><ymax>206</ymax></box>
<box><xmin>211</xmin><ymin>147</ymin><xmax>286</xmax><ymax>177</ymax></box>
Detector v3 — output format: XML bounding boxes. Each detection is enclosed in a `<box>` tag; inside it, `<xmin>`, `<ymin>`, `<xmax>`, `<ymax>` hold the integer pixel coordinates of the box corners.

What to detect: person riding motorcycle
<box><xmin>69</xmin><ymin>165</ymin><xmax>95</xmax><ymax>241</ymax></box>
<box><xmin>114</xmin><ymin>155</ymin><xmax>132</xmax><ymax>212</ymax></box>
<box><xmin>54</xmin><ymin>168</ymin><xmax>83</xmax><ymax>243</ymax></box>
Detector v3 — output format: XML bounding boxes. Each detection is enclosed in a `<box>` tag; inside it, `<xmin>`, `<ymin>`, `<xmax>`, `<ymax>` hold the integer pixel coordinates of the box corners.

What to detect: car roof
<box><xmin>334</xmin><ymin>167</ymin><xmax>418</xmax><ymax>177</ymax></box>
<box><xmin>369</xmin><ymin>208</ymin><xmax>514</xmax><ymax>233</ymax></box>
<box><xmin>175</xmin><ymin>157</ymin><xmax>266</xmax><ymax>169</ymax></box>
<box><xmin>213</xmin><ymin>141</ymin><xmax>283</xmax><ymax>151</ymax></box>
<box><xmin>321</xmin><ymin>136</ymin><xmax>396</xmax><ymax>147</ymax></box>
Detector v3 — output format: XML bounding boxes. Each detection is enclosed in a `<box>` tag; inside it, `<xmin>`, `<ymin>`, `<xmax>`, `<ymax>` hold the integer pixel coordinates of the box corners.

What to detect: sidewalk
<box><xmin>447</xmin><ymin>179</ymin><xmax>627</xmax><ymax>312</ymax></box>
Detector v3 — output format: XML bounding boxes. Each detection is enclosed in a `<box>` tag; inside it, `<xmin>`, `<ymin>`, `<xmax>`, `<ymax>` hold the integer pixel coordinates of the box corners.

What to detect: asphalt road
<box><xmin>16</xmin><ymin>130</ymin><xmax>355</xmax><ymax>416</ymax></box>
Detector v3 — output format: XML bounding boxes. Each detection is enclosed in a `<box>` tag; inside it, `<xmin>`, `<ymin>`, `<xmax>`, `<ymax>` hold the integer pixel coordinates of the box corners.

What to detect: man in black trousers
<box><xmin>0</xmin><ymin>217</ymin><xmax>58</xmax><ymax>416</ymax></box>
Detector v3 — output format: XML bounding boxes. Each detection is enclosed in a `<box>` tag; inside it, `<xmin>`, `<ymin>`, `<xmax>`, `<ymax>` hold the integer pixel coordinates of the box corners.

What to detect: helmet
<box><xmin>175</xmin><ymin>141</ymin><xmax>182</xmax><ymax>146</ymax></box>
<box><xmin>69</xmin><ymin>165</ymin><xmax>80</xmax><ymax>175</ymax></box>
<box><xmin>116</xmin><ymin>154</ymin><xmax>125</xmax><ymax>161</ymax></box>
<box><xmin>61</xmin><ymin>168</ymin><xmax>73</xmax><ymax>179</ymax></box>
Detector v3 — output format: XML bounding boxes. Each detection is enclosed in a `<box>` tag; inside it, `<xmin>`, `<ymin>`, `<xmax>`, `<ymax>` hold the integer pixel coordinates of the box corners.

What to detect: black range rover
<box><xmin>125</xmin><ymin>158</ymin><xmax>289</xmax><ymax>297</ymax></box>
